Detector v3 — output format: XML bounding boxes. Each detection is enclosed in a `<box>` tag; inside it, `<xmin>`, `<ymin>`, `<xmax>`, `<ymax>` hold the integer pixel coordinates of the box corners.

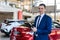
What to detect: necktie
<box><xmin>36</xmin><ymin>16</ymin><xmax>41</xmax><ymax>28</ymax></box>
<box><xmin>35</xmin><ymin>16</ymin><xmax>41</xmax><ymax>37</ymax></box>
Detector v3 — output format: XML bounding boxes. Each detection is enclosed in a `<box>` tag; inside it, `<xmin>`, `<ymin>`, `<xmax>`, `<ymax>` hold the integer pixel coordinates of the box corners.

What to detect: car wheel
<box><xmin>5</xmin><ymin>31</ymin><xmax>11</xmax><ymax>36</ymax></box>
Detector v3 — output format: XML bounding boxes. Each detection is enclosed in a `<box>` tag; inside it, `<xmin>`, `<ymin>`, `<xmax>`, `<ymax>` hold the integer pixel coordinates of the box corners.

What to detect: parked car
<box><xmin>0</xmin><ymin>19</ymin><xmax>25</xmax><ymax>36</ymax></box>
<box><xmin>10</xmin><ymin>22</ymin><xmax>34</xmax><ymax>40</ymax></box>
<box><xmin>49</xmin><ymin>22</ymin><xmax>60</xmax><ymax>40</ymax></box>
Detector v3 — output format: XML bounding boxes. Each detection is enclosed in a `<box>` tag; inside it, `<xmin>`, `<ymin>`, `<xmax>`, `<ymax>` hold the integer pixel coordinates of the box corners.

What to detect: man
<box><xmin>32</xmin><ymin>4</ymin><xmax>52</xmax><ymax>40</ymax></box>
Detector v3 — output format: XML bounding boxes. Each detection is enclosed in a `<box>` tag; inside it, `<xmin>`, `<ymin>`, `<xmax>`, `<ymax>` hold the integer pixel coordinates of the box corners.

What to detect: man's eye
<box><xmin>39</xmin><ymin>8</ymin><xmax>43</xmax><ymax>9</ymax></box>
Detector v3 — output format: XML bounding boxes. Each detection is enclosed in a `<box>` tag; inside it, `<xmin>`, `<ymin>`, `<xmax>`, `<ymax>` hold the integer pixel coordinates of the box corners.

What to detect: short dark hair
<box><xmin>39</xmin><ymin>4</ymin><xmax>46</xmax><ymax>8</ymax></box>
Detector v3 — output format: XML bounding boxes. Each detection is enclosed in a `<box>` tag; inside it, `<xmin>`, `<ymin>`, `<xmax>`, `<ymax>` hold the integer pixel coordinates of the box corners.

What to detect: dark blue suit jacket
<box><xmin>34</xmin><ymin>14</ymin><xmax>52</xmax><ymax>40</ymax></box>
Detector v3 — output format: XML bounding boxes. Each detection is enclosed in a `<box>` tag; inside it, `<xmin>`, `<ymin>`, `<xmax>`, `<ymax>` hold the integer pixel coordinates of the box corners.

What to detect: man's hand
<box><xmin>32</xmin><ymin>27</ymin><xmax>37</xmax><ymax>32</ymax></box>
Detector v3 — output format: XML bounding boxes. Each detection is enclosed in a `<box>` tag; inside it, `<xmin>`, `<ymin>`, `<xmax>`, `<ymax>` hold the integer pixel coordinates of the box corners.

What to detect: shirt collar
<box><xmin>40</xmin><ymin>13</ymin><xmax>45</xmax><ymax>17</ymax></box>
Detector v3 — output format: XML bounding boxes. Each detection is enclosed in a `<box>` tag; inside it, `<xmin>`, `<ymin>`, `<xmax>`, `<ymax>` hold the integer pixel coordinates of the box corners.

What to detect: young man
<box><xmin>32</xmin><ymin>4</ymin><xmax>52</xmax><ymax>40</ymax></box>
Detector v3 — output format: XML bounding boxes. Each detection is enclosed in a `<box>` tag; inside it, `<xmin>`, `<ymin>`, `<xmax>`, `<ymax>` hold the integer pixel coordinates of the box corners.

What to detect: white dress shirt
<box><xmin>36</xmin><ymin>13</ymin><xmax>45</xmax><ymax>28</ymax></box>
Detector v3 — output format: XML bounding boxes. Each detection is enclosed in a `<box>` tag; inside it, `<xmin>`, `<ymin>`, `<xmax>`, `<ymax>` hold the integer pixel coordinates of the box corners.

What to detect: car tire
<box><xmin>5</xmin><ymin>31</ymin><xmax>11</xmax><ymax>36</ymax></box>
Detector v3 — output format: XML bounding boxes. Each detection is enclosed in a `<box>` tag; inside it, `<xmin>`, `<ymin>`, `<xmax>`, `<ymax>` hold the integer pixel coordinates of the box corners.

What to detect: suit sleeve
<box><xmin>36</xmin><ymin>17</ymin><xmax>52</xmax><ymax>34</ymax></box>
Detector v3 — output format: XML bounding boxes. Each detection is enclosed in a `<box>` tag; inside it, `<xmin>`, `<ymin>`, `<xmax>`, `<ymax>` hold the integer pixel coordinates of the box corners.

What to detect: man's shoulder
<box><xmin>35</xmin><ymin>15</ymin><xmax>40</xmax><ymax>18</ymax></box>
<box><xmin>45</xmin><ymin>14</ymin><xmax>52</xmax><ymax>19</ymax></box>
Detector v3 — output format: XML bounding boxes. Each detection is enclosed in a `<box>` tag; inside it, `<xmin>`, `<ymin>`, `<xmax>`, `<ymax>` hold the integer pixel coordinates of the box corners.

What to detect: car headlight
<box><xmin>3</xmin><ymin>28</ymin><xmax>8</xmax><ymax>32</ymax></box>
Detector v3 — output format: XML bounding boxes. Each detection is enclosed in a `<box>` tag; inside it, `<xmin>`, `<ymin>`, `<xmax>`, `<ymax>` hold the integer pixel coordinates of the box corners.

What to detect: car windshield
<box><xmin>7</xmin><ymin>21</ymin><xmax>15</xmax><ymax>23</ymax></box>
<box><xmin>52</xmin><ymin>22</ymin><xmax>60</xmax><ymax>28</ymax></box>
<box><xmin>17</xmin><ymin>21</ymin><xmax>25</xmax><ymax>24</ymax></box>
<box><xmin>4</xmin><ymin>19</ymin><xmax>15</xmax><ymax>23</ymax></box>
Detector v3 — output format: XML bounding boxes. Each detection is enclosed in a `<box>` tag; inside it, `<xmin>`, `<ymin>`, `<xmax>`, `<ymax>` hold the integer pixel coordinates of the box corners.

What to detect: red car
<box><xmin>10</xmin><ymin>26</ymin><xmax>34</xmax><ymax>40</ymax></box>
<box><xmin>10</xmin><ymin>22</ymin><xmax>34</xmax><ymax>40</ymax></box>
<box><xmin>49</xmin><ymin>28</ymin><xmax>60</xmax><ymax>40</ymax></box>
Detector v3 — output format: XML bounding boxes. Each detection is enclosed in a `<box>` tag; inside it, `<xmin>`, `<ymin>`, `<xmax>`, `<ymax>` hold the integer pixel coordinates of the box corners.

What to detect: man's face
<box><xmin>39</xmin><ymin>6</ymin><xmax>46</xmax><ymax>14</ymax></box>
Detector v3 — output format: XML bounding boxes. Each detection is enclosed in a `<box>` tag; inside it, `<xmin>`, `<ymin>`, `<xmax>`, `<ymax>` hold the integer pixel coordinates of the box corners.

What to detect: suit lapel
<box><xmin>39</xmin><ymin>14</ymin><xmax>46</xmax><ymax>26</ymax></box>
